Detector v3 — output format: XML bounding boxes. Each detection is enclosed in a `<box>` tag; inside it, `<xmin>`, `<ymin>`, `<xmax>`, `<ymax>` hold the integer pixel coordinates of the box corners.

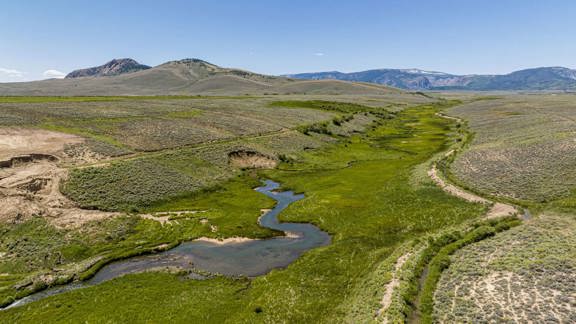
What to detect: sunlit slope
<box><xmin>0</xmin><ymin>59</ymin><xmax>403</xmax><ymax>96</ymax></box>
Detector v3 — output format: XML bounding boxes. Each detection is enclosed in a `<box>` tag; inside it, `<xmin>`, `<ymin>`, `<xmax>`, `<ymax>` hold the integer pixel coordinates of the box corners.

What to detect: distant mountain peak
<box><xmin>163</xmin><ymin>58</ymin><xmax>218</xmax><ymax>67</ymax></box>
<box><xmin>289</xmin><ymin>66</ymin><xmax>576</xmax><ymax>90</ymax></box>
<box><xmin>400</xmin><ymin>68</ymin><xmax>449</xmax><ymax>76</ymax></box>
<box><xmin>178</xmin><ymin>58</ymin><xmax>211</xmax><ymax>64</ymax></box>
<box><xmin>65</xmin><ymin>58</ymin><xmax>151</xmax><ymax>78</ymax></box>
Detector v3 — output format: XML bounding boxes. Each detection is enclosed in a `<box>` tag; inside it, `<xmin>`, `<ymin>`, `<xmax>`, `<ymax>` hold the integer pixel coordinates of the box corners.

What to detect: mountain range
<box><xmin>287</xmin><ymin>67</ymin><xmax>576</xmax><ymax>91</ymax></box>
<box><xmin>0</xmin><ymin>58</ymin><xmax>400</xmax><ymax>96</ymax></box>
<box><xmin>2</xmin><ymin>58</ymin><xmax>576</xmax><ymax>95</ymax></box>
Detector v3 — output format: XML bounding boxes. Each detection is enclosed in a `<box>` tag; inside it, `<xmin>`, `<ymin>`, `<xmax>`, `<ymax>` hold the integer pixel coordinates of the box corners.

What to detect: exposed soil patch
<box><xmin>139</xmin><ymin>210</ymin><xmax>205</xmax><ymax>225</ymax></box>
<box><xmin>0</xmin><ymin>128</ymin><xmax>117</xmax><ymax>228</ymax></box>
<box><xmin>0</xmin><ymin>153</ymin><xmax>58</xmax><ymax>168</ymax></box>
<box><xmin>0</xmin><ymin>128</ymin><xmax>83</xmax><ymax>160</ymax></box>
<box><xmin>428</xmin><ymin>121</ymin><xmax>519</xmax><ymax>219</ymax></box>
<box><xmin>429</xmin><ymin>163</ymin><xmax>517</xmax><ymax>218</ymax></box>
<box><xmin>228</xmin><ymin>150</ymin><xmax>277</xmax><ymax>169</ymax></box>
<box><xmin>429</xmin><ymin>163</ymin><xmax>487</xmax><ymax>204</ymax></box>
<box><xmin>194</xmin><ymin>236</ymin><xmax>256</xmax><ymax>245</ymax></box>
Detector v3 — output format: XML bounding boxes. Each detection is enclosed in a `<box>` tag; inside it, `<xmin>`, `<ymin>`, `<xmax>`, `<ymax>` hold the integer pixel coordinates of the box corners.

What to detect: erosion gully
<box><xmin>2</xmin><ymin>180</ymin><xmax>331</xmax><ymax>310</ymax></box>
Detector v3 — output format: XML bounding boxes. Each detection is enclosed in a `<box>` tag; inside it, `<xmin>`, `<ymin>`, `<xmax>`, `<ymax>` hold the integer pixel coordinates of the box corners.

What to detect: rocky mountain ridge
<box><xmin>65</xmin><ymin>58</ymin><xmax>151</xmax><ymax>78</ymax></box>
<box><xmin>287</xmin><ymin>67</ymin><xmax>576</xmax><ymax>90</ymax></box>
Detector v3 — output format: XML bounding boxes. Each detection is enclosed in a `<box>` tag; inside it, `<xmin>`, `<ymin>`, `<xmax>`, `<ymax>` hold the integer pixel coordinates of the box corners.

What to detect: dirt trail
<box><xmin>377</xmin><ymin>252</ymin><xmax>411</xmax><ymax>322</ymax></box>
<box><xmin>428</xmin><ymin>163</ymin><xmax>517</xmax><ymax>218</ymax></box>
<box><xmin>429</xmin><ymin>114</ymin><xmax>518</xmax><ymax>219</ymax></box>
<box><xmin>0</xmin><ymin>128</ymin><xmax>117</xmax><ymax>228</ymax></box>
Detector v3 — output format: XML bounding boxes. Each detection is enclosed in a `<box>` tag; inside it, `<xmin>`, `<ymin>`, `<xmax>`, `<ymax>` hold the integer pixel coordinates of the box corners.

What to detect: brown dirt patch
<box><xmin>0</xmin><ymin>128</ymin><xmax>117</xmax><ymax>228</ymax></box>
<box><xmin>428</xmin><ymin>163</ymin><xmax>488</xmax><ymax>204</ymax></box>
<box><xmin>0</xmin><ymin>127</ymin><xmax>83</xmax><ymax>160</ymax></box>
<box><xmin>228</xmin><ymin>150</ymin><xmax>277</xmax><ymax>169</ymax></box>
<box><xmin>428</xmin><ymin>153</ymin><xmax>518</xmax><ymax>219</ymax></box>
<box><xmin>194</xmin><ymin>236</ymin><xmax>256</xmax><ymax>245</ymax></box>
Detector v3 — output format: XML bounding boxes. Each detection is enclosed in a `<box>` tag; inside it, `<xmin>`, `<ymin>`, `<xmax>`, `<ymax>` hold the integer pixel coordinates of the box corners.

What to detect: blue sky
<box><xmin>1</xmin><ymin>0</ymin><xmax>575</xmax><ymax>81</ymax></box>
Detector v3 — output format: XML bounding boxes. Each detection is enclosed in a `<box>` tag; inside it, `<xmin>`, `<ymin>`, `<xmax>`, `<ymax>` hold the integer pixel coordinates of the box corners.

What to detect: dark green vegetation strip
<box><xmin>271</xmin><ymin>100</ymin><xmax>394</xmax><ymax>136</ymax></box>
<box><xmin>271</xmin><ymin>99</ymin><xmax>393</xmax><ymax>116</ymax></box>
<box><xmin>0</xmin><ymin>102</ymin><xmax>486</xmax><ymax>322</ymax></box>
<box><xmin>417</xmin><ymin>217</ymin><xmax>521</xmax><ymax>324</ymax></box>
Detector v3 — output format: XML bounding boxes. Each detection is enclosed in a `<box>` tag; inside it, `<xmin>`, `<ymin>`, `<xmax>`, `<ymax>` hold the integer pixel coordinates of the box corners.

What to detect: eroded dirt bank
<box><xmin>0</xmin><ymin>128</ymin><xmax>83</xmax><ymax>160</ymax></box>
<box><xmin>0</xmin><ymin>128</ymin><xmax>117</xmax><ymax>228</ymax></box>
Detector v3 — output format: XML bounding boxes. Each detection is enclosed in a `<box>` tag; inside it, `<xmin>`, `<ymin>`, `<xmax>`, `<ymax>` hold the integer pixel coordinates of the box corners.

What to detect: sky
<box><xmin>1</xmin><ymin>0</ymin><xmax>575</xmax><ymax>82</ymax></box>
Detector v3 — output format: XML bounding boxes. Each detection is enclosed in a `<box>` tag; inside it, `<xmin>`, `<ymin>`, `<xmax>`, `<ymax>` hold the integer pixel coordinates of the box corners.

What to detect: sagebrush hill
<box><xmin>0</xmin><ymin>58</ymin><xmax>400</xmax><ymax>96</ymax></box>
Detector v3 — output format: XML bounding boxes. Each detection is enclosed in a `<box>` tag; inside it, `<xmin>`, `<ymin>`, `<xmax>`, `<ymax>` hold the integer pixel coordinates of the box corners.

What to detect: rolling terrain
<box><xmin>429</xmin><ymin>94</ymin><xmax>576</xmax><ymax>323</ymax></box>
<box><xmin>3</xmin><ymin>0</ymin><xmax>575</xmax><ymax>321</ymax></box>
<box><xmin>288</xmin><ymin>67</ymin><xmax>576</xmax><ymax>91</ymax></box>
<box><xmin>0</xmin><ymin>59</ymin><xmax>403</xmax><ymax>96</ymax></box>
<box><xmin>0</xmin><ymin>96</ymin><xmax>492</xmax><ymax>322</ymax></box>
<box><xmin>0</xmin><ymin>77</ymin><xmax>574</xmax><ymax>322</ymax></box>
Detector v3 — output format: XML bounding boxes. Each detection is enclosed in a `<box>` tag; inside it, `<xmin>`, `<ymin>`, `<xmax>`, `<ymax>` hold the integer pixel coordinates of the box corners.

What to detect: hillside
<box><xmin>288</xmin><ymin>67</ymin><xmax>576</xmax><ymax>91</ymax></box>
<box><xmin>65</xmin><ymin>58</ymin><xmax>151</xmax><ymax>78</ymax></box>
<box><xmin>0</xmin><ymin>59</ymin><xmax>402</xmax><ymax>96</ymax></box>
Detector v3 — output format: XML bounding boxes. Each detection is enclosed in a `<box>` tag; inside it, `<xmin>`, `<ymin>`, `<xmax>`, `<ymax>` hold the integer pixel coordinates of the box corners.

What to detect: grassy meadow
<box><xmin>0</xmin><ymin>99</ymin><xmax>488</xmax><ymax>322</ymax></box>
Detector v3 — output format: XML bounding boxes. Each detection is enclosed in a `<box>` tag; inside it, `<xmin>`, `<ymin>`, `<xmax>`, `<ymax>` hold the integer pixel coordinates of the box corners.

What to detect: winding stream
<box><xmin>3</xmin><ymin>180</ymin><xmax>331</xmax><ymax>310</ymax></box>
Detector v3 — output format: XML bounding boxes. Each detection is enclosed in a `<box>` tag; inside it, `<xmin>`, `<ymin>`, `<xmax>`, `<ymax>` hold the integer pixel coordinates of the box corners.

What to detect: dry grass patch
<box><xmin>434</xmin><ymin>214</ymin><xmax>576</xmax><ymax>323</ymax></box>
<box><xmin>449</xmin><ymin>94</ymin><xmax>576</xmax><ymax>202</ymax></box>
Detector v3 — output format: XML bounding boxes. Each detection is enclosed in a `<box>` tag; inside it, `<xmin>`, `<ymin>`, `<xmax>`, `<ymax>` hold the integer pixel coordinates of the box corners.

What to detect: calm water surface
<box><xmin>2</xmin><ymin>180</ymin><xmax>330</xmax><ymax>309</ymax></box>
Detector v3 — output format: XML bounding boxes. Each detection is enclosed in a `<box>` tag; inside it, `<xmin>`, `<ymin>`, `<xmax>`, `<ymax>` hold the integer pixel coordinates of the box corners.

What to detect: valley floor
<box><xmin>0</xmin><ymin>98</ymin><xmax>487</xmax><ymax>322</ymax></box>
<box><xmin>1</xmin><ymin>94</ymin><xmax>574</xmax><ymax>323</ymax></box>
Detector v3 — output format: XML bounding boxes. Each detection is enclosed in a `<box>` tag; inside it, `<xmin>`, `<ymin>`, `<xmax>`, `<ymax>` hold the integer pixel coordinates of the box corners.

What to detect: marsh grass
<box><xmin>0</xmin><ymin>102</ymin><xmax>486</xmax><ymax>323</ymax></box>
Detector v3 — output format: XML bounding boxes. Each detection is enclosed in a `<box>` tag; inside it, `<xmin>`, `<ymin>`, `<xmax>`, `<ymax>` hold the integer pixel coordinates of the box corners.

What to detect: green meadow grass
<box><xmin>0</xmin><ymin>103</ymin><xmax>485</xmax><ymax>323</ymax></box>
<box><xmin>0</xmin><ymin>175</ymin><xmax>277</xmax><ymax>306</ymax></box>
